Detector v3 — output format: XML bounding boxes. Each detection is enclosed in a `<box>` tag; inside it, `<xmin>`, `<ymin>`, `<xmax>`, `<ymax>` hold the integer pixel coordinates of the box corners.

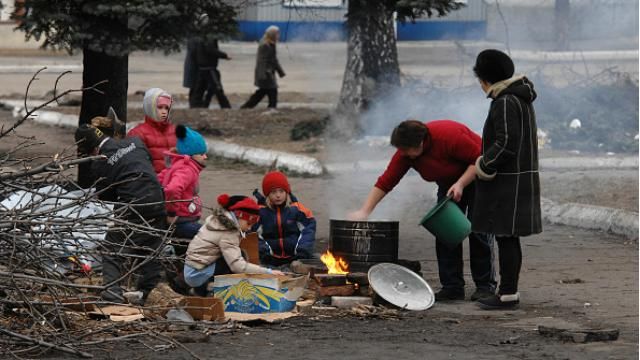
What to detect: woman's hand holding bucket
<box><xmin>447</xmin><ymin>182</ymin><xmax>464</xmax><ymax>202</ymax></box>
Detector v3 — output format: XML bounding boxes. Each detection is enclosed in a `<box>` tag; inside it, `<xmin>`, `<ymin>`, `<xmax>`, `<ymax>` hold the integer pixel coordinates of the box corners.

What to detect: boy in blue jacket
<box><xmin>253</xmin><ymin>171</ymin><xmax>316</xmax><ymax>267</ymax></box>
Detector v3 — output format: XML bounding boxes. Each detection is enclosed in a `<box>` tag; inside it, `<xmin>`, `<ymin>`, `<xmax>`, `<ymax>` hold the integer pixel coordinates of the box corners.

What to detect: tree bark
<box><xmin>77</xmin><ymin>47</ymin><xmax>128</xmax><ymax>188</ymax></box>
<box><xmin>334</xmin><ymin>0</ymin><xmax>401</xmax><ymax>135</ymax></box>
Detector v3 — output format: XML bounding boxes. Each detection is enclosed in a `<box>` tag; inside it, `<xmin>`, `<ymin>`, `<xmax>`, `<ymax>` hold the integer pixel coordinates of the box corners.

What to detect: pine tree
<box><xmin>14</xmin><ymin>0</ymin><xmax>237</xmax><ymax>186</ymax></box>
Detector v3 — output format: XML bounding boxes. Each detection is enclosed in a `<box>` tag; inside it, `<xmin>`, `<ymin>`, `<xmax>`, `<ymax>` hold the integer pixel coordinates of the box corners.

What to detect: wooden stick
<box><xmin>0</xmin><ymin>328</ymin><xmax>93</xmax><ymax>358</ymax></box>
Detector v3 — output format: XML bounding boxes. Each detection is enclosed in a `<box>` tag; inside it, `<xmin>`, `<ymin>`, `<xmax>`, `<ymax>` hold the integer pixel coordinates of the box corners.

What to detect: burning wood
<box><xmin>320</xmin><ymin>250</ymin><xmax>349</xmax><ymax>274</ymax></box>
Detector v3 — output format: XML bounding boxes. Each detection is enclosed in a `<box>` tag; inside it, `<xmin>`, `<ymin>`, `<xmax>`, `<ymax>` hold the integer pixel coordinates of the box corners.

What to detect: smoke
<box><xmin>359</xmin><ymin>80</ymin><xmax>488</xmax><ymax>137</ymax></box>
<box><xmin>485</xmin><ymin>0</ymin><xmax>639</xmax><ymax>50</ymax></box>
<box><xmin>324</xmin><ymin>0</ymin><xmax>638</xmax><ymax>221</ymax></box>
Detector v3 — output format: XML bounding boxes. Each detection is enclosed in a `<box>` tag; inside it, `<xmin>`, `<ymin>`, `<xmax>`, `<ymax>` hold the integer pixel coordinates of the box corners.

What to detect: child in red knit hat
<box><xmin>253</xmin><ymin>171</ymin><xmax>316</xmax><ymax>267</ymax></box>
<box><xmin>183</xmin><ymin>193</ymin><xmax>283</xmax><ymax>296</ymax></box>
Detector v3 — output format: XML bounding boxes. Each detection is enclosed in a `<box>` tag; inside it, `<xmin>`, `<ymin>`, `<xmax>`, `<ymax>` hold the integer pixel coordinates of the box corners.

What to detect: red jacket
<box><xmin>127</xmin><ymin>116</ymin><xmax>177</xmax><ymax>173</ymax></box>
<box><xmin>157</xmin><ymin>152</ymin><xmax>203</xmax><ymax>219</ymax></box>
<box><xmin>375</xmin><ymin>120</ymin><xmax>481</xmax><ymax>192</ymax></box>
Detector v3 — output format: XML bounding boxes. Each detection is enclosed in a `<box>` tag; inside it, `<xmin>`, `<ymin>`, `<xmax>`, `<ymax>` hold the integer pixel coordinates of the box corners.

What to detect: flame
<box><xmin>320</xmin><ymin>250</ymin><xmax>349</xmax><ymax>274</ymax></box>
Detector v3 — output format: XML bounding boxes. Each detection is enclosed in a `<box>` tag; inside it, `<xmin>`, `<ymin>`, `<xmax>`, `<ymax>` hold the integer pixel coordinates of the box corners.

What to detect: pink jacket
<box><xmin>158</xmin><ymin>151</ymin><xmax>203</xmax><ymax>219</ymax></box>
<box><xmin>127</xmin><ymin>117</ymin><xmax>176</xmax><ymax>174</ymax></box>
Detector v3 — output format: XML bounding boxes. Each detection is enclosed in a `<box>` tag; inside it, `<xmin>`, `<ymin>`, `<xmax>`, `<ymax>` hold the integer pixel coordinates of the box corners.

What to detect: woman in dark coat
<box><xmin>241</xmin><ymin>25</ymin><xmax>285</xmax><ymax>109</ymax></box>
<box><xmin>472</xmin><ymin>49</ymin><xmax>542</xmax><ymax>310</ymax></box>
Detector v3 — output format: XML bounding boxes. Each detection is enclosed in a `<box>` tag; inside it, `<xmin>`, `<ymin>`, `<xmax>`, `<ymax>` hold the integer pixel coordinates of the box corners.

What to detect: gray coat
<box><xmin>472</xmin><ymin>77</ymin><xmax>542</xmax><ymax>237</ymax></box>
<box><xmin>254</xmin><ymin>40</ymin><xmax>285</xmax><ymax>89</ymax></box>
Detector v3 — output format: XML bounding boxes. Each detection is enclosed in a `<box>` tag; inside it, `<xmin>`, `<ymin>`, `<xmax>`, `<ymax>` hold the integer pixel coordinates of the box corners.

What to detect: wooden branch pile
<box><xmin>0</xmin><ymin>70</ymin><xmax>235</xmax><ymax>359</ymax></box>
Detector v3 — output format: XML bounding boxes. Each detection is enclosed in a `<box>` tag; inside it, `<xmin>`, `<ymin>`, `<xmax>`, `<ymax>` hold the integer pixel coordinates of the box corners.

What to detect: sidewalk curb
<box><xmin>2</xmin><ymin>99</ymin><xmax>636</xmax><ymax>238</ymax></box>
<box><xmin>1</xmin><ymin>99</ymin><xmax>324</xmax><ymax>176</ymax></box>
<box><xmin>206</xmin><ymin>139</ymin><xmax>324</xmax><ymax>176</ymax></box>
<box><xmin>541</xmin><ymin>198</ymin><xmax>638</xmax><ymax>240</ymax></box>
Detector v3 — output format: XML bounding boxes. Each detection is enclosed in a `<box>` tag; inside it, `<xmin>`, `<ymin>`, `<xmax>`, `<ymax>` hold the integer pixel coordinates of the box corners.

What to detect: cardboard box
<box><xmin>178</xmin><ymin>296</ymin><xmax>225</xmax><ymax>321</ymax></box>
<box><xmin>213</xmin><ymin>274</ymin><xmax>307</xmax><ymax>313</ymax></box>
<box><xmin>240</xmin><ymin>232</ymin><xmax>260</xmax><ymax>264</ymax></box>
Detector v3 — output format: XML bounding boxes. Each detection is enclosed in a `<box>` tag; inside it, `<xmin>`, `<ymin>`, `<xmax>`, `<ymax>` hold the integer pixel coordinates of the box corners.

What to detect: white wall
<box><xmin>0</xmin><ymin>0</ymin><xmax>15</xmax><ymax>22</ymax></box>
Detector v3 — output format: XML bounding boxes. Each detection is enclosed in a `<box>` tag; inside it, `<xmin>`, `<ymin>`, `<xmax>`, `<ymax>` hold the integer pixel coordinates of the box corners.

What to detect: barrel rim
<box><xmin>330</xmin><ymin>219</ymin><xmax>399</xmax><ymax>224</ymax></box>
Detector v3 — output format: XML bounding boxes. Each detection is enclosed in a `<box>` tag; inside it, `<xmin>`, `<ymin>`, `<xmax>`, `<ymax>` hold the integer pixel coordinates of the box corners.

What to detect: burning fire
<box><xmin>320</xmin><ymin>250</ymin><xmax>349</xmax><ymax>274</ymax></box>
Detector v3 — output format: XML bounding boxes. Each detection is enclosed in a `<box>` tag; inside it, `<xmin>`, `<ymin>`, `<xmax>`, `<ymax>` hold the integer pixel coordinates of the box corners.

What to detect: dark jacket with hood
<box><xmin>473</xmin><ymin>76</ymin><xmax>542</xmax><ymax>236</ymax></box>
<box><xmin>93</xmin><ymin>137</ymin><xmax>166</xmax><ymax>220</ymax></box>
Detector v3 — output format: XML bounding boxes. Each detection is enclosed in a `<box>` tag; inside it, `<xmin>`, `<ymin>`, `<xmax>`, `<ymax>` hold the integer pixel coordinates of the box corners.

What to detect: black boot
<box><xmin>434</xmin><ymin>288</ymin><xmax>465</xmax><ymax>301</ymax></box>
<box><xmin>477</xmin><ymin>293</ymin><xmax>520</xmax><ymax>310</ymax></box>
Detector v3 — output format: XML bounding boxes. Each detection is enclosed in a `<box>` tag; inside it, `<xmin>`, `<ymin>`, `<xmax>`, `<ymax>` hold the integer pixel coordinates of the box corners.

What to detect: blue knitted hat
<box><xmin>176</xmin><ymin>125</ymin><xmax>207</xmax><ymax>156</ymax></box>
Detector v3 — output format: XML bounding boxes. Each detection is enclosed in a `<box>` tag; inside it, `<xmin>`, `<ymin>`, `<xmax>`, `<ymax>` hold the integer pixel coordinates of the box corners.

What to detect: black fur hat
<box><xmin>473</xmin><ymin>49</ymin><xmax>514</xmax><ymax>84</ymax></box>
<box><xmin>75</xmin><ymin>124</ymin><xmax>105</xmax><ymax>154</ymax></box>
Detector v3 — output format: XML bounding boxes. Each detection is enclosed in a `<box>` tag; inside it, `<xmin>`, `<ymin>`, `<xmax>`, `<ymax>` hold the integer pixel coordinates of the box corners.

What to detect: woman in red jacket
<box><xmin>128</xmin><ymin>88</ymin><xmax>177</xmax><ymax>174</ymax></box>
<box><xmin>349</xmin><ymin>119</ymin><xmax>495</xmax><ymax>302</ymax></box>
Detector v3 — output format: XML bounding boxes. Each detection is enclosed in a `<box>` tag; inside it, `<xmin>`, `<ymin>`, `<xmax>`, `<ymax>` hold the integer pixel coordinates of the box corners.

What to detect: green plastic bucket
<box><xmin>419</xmin><ymin>196</ymin><xmax>471</xmax><ymax>247</ymax></box>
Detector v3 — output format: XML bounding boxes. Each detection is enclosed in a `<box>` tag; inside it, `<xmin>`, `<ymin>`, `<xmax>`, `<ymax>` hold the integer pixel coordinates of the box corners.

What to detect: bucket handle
<box><xmin>417</xmin><ymin>194</ymin><xmax>453</xmax><ymax>226</ymax></box>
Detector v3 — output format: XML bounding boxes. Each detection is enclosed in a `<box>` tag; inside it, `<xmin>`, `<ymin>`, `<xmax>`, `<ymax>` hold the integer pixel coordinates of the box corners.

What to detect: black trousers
<box><xmin>495</xmin><ymin>236</ymin><xmax>522</xmax><ymax>295</ymax></box>
<box><xmin>435</xmin><ymin>184</ymin><xmax>496</xmax><ymax>292</ymax></box>
<box><xmin>191</xmin><ymin>69</ymin><xmax>231</xmax><ymax>109</ymax></box>
<box><xmin>241</xmin><ymin>88</ymin><xmax>278</xmax><ymax>109</ymax></box>
<box><xmin>101</xmin><ymin>217</ymin><xmax>166</xmax><ymax>301</ymax></box>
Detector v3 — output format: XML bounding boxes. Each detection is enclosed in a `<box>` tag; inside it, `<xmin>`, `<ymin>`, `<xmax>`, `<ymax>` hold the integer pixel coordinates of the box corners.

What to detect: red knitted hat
<box><xmin>262</xmin><ymin>171</ymin><xmax>291</xmax><ymax>195</ymax></box>
<box><xmin>217</xmin><ymin>194</ymin><xmax>260</xmax><ymax>224</ymax></box>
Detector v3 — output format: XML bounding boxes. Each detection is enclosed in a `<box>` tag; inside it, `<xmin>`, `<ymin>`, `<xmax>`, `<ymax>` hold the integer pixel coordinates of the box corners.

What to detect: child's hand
<box><xmin>271</xmin><ymin>270</ymin><xmax>285</xmax><ymax>276</ymax></box>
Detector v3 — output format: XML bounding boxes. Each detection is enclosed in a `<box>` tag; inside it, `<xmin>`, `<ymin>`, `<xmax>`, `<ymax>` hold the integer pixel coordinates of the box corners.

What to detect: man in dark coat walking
<box><xmin>183</xmin><ymin>37</ymin><xmax>199</xmax><ymax>108</ymax></box>
<box><xmin>472</xmin><ymin>49</ymin><xmax>542</xmax><ymax>310</ymax></box>
<box><xmin>191</xmin><ymin>38</ymin><xmax>232</xmax><ymax>109</ymax></box>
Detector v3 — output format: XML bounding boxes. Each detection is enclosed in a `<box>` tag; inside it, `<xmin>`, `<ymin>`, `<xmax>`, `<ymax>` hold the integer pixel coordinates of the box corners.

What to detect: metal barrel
<box><xmin>329</xmin><ymin>219</ymin><xmax>399</xmax><ymax>264</ymax></box>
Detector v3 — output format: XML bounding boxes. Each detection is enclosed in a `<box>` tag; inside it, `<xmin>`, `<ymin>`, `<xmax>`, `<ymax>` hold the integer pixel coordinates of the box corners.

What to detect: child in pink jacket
<box><xmin>158</xmin><ymin>125</ymin><xmax>207</xmax><ymax>239</ymax></box>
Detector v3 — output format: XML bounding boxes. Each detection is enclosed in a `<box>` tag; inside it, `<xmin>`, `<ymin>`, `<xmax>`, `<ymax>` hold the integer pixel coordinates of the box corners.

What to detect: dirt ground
<box><xmin>0</xmin><ymin>108</ymin><xmax>638</xmax><ymax>359</ymax></box>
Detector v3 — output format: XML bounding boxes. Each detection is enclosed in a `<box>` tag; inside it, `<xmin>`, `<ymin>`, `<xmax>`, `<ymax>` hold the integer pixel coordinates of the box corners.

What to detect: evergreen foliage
<box><xmin>14</xmin><ymin>1</ymin><xmax>238</xmax><ymax>56</ymax></box>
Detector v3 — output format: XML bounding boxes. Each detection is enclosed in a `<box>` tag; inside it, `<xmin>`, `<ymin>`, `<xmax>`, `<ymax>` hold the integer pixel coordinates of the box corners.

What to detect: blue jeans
<box><xmin>183</xmin><ymin>257</ymin><xmax>233</xmax><ymax>296</ymax></box>
<box><xmin>435</xmin><ymin>184</ymin><xmax>496</xmax><ymax>292</ymax></box>
<box><xmin>174</xmin><ymin>221</ymin><xmax>202</xmax><ymax>239</ymax></box>
<box><xmin>183</xmin><ymin>262</ymin><xmax>216</xmax><ymax>288</ymax></box>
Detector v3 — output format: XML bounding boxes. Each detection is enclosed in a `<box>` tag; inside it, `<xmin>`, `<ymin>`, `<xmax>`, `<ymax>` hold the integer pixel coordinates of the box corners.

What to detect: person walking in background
<box><xmin>348</xmin><ymin>120</ymin><xmax>496</xmax><ymax>302</ymax></box>
<box><xmin>472</xmin><ymin>49</ymin><xmax>542</xmax><ymax>310</ymax></box>
<box><xmin>191</xmin><ymin>38</ymin><xmax>232</xmax><ymax>109</ymax></box>
<box><xmin>241</xmin><ymin>26</ymin><xmax>285</xmax><ymax>109</ymax></box>
<box><xmin>127</xmin><ymin>88</ymin><xmax>177</xmax><ymax>174</ymax></box>
<box><xmin>183</xmin><ymin>37</ymin><xmax>200</xmax><ymax>108</ymax></box>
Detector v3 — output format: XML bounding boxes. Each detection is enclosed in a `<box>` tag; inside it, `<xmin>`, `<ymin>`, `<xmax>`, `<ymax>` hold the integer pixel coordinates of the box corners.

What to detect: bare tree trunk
<box><xmin>334</xmin><ymin>0</ymin><xmax>400</xmax><ymax>135</ymax></box>
<box><xmin>77</xmin><ymin>48</ymin><xmax>128</xmax><ymax>188</ymax></box>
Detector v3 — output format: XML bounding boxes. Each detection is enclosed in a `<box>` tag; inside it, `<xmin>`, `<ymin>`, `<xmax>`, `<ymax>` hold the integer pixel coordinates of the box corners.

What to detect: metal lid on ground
<box><xmin>367</xmin><ymin>263</ymin><xmax>434</xmax><ymax>311</ymax></box>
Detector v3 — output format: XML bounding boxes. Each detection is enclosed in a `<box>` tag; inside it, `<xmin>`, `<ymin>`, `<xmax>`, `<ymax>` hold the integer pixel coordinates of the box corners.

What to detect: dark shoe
<box><xmin>101</xmin><ymin>288</ymin><xmax>125</xmax><ymax>304</ymax></box>
<box><xmin>434</xmin><ymin>288</ymin><xmax>465</xmax><ymax>301</ymax></box>
<box><xmin>477</xmin><ymin>293</ymin><xmax>520</xmax><ymax>310</ymax></box>
<box><xmin>470</xmin><ymin>288</ymin><xmax>495</xmax><ymax>301</ymax></box>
